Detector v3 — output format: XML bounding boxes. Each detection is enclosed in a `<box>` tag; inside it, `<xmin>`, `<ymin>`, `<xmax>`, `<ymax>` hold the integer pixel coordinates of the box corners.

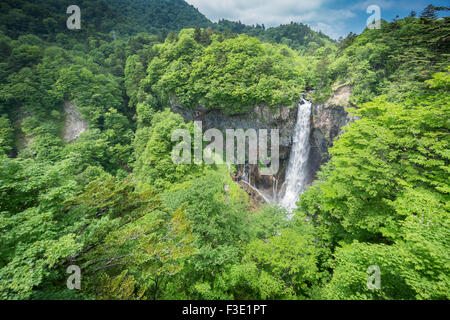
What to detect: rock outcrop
<box><xmin>309</xmin><ymin>85</ymin><xmax>358</xmax><ymax>178</ymax></box>
<box><xmin>170</xmin><ymin>86</ymin><xmax>356</xmax><ymax>202</ymax></box>
<box><xmin>171</xmin><ymin>102</ymin><xmax>298</xmax><ymax>158</ymax></box>
<box><xmin>63</xmin><ymin>101</ymin><xmax>89</xmax><ymax>142</ymax></box>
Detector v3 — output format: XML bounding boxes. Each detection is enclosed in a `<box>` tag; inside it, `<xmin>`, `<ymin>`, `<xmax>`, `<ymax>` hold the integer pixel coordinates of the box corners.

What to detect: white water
<box><xmin>272</xmin><ymin>177</ymin><xmax>279</xmax><ymax>202</ymax></box>
<box><xmin>279</xmin><ymin>99</ymin><xmax>312</xmax><ymax>212</ymax></box>
<box><xmin>240</xmin><ymin>180</ymin><xmax>271</xmax><ymax>204</ymax></box>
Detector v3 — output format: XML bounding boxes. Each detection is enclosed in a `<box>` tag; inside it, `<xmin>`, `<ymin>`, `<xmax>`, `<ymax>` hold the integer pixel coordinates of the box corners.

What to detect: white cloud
<box><xmin>186</xmin><ymin>0</ymin><xmax>357</xmax><ymax>39</ymax></box>
<box><xmin>348</xmin><ymin>0</ymin><xmax>395</xmax><ymax>10</ymax></box>
<box><xmin>187</xmin><ymin>0</ymin><xmax>326</xmax><ymax>23</ymax></box>
<box><xmin>311</xmin><ymin>22</ymin><xmax>343</xmax><ymax>40</ymax></box>
<box><xmin>186</xmin><ymin>0</ymin><xmax>450</xmax><ymax>38</ymax></box>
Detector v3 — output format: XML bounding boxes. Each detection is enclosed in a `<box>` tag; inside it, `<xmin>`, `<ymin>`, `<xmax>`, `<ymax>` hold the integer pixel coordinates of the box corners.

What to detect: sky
<box><xmin>185</xmin><ymin>0</ymin><xmax>449</xmax><ymax>39</ymax></box>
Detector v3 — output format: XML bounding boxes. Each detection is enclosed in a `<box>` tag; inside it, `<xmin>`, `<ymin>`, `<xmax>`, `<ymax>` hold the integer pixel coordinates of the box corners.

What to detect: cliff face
<box><xmin>170</xmin><ymin>86</ymin><xmax>356</xmax><ymax>201</ymax></box>
<box><xmin>309</xmin><ymin>85</ymin><xmax>358</xmax><ymax>181</ymax></box>
<box><xmin>63</xmin><ymin>101</ymin><xmax>89</xmax><ymax>143</ymax></box>
<box><xmin>171</xmin><ymin>102</ymin><xmax>298</xmax><ymax>161</ymax></box>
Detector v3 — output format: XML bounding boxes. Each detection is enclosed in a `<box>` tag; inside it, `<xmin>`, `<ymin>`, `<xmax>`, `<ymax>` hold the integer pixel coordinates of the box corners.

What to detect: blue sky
<box><xmin>186</xmin><ymin>0</ymin><xmax>450</xmax><ymax>39</ymax></box>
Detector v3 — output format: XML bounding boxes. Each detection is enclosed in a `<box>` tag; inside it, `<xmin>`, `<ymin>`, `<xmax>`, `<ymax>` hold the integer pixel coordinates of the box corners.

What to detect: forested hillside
<box><xmin>136</xmin><ymin>29</ymin><xmax>309</xmax><ymax>114</ymax></box>
<box><xmin>216</xmin><ymin>20</ymin><xmax>334</xmax><ymax>51</ymax></box>
<box><xmin>0</xmin><ymin>1</ymin><xmax>448</xmax><ymax>300</ymax></box>
<box><xmin>0</xmin><ymin>0</ymin><xmax>213</xmax><ymax>37</ymax></box>
<box><xmin>311</xmin><ymin>13</ymin><xmax>450</xmax><ymax>103</ymax></box>
<box><xmin>0</xmin><ymin>0</ymin><xmax>333</xmax><ymax>48</ymax></box>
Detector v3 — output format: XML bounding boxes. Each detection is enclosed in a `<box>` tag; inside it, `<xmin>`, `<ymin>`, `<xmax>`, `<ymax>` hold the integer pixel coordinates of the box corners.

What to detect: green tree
<box><xmin>134</xmin><ymin>109</ymin><xmax>201</xmax><ymax>190</ymax></box>
<box><xmin>298</xmin><ymin>70</ymin><xmax>450</xmax><ymax>299</ymax></box>
<box><xmin>0</xmin><ymin>115</ymin><xmax>14</xmax><ymax>155</ymax></box>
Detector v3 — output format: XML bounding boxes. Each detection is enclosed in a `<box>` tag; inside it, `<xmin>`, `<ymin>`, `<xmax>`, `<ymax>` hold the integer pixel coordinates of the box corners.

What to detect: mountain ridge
<box><xmin>0</xmin><ymin>0</ymin><xmax>333</xmax><ymax>50</ymax></box>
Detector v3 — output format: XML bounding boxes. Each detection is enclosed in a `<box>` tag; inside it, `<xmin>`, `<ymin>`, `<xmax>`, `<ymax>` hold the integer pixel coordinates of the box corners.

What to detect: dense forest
<box><xmin>0</xmin><ymin>1</ymin><xmax>448</xmax><ymax>300</ymax></box>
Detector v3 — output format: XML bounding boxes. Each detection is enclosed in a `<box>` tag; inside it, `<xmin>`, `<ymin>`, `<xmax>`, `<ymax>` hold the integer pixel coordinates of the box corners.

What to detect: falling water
<box><xmin>272</xmin><ymin>177</ymin><xmax>279</xmax><ymax>202</ymax></box>
<box><xmin>279</xmin><ymin>99</ymin><xmax>312</xmax><ymax>212</ymax></box>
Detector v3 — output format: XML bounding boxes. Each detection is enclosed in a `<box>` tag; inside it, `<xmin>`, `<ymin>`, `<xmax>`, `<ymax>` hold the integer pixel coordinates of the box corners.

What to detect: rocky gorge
<box><xmin>170</xmin><ymin>85</ymin><xmax>357</xmax><ymax>208</ymax></box>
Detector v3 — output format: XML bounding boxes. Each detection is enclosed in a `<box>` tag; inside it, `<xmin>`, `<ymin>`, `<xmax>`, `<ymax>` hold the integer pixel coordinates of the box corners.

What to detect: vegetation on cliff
<box><xmin>0</xmin><ymin>1</ymin><xmax>448</xmax><ymax>300</ymax></box>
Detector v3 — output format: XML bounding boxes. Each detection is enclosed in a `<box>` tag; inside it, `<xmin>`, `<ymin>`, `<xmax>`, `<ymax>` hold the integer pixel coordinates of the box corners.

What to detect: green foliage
<box><xmin>0</xmin><ymin>2</ymin><xmax>448</xmax><ymax>301</ymax></box>
<box><xmin>322</xmin><ymin>17</ymin><xmax>450</xmax><ymax>104</ymax></box>
<box><xmin>0</xmin><ymin>30</ymin><xmax>135</xmax><ymax>171</ymax></box>
<box><xmin>426</xmin><ymin>65</ymin><xmax>450</xmax><ymax>90</ymax></box>
<box><xmin>0</xmin><ymin>0</ymin><xmax>212</xmax><ymax>41</ymax></box>
<box><xmin>216</xmin><ymin>20</ymin><xmax>333</xmax><ymax>51</ymax></box>
<box><xmin>159</xmin><ymin>172</ymin><xmax>250</xmax><ymax>299</ymax></box>
<box><xmin>229</xmin><ymin>227</ymin><xmax>319</xmax><ymax>299</ymax></box>
<box><xmin>0</xmin><ymin>115</ymin><xmax>14</xmax><ymax>155</ymax></box>
<box><xmin>10</xmin><ymin>44</ymin><xmax>42</xmax><ymax>70</ymax></box>
<box><xmin>124</xmin><ymin>54</ymin><xmax>146</xmax><ymax>108</ymax></box>
<box><xmin>142</xmin><ymin>31</ymin><xmax>306</xmax><ymax>114</ymax></box>
<box><xmin>134</xmin><ymin>109</ymin><xmax>202</xmax><ymax>190</ymax></box>
<box><xmin>247</xmin><ymin>204</ymin><xmax>290</xmax><ymax>240</ymax></box>
<box><xmin>109</xmin><ymin>0</ymin><xmax>212</xmax><ymax>33</ymax></box>
<box><xmin>97</xmin><ymin>270</ymin><xmax>146</xmax><ymax>300</ymax></box>
<box><xmin>298</xmin><ymin>70</ymin><xmax>450</xmax><ymax>299</ymax></box>
<box><xmin>84</xmin><ymin>204</ymin><xmax>197</xmax><ymax>300</ymax></box>
<box><xmin>51</xmin><ymin>65</ymin><xmax>123</xmax><ymax>123</ymax></box>
<box><xmin>323</xmin><ymin>213</ymin><xmax>450</xmax><ymax>300</ymax></box>
<box><xmin>0</xmin><ymin>157</ymin><xmax>82</xmax><ymax>299</ymax></box>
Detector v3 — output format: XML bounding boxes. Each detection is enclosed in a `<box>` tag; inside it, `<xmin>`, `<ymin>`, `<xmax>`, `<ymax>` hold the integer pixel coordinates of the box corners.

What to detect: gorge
<box><xmin>171</xmin><ymin>89</ymin><xmax>355</xmax><ymax>211</ymax></box>
<box><xmin>1</xmin><ymin>0</ymin><xmax>448</xmax><ymax>300</ymax></box>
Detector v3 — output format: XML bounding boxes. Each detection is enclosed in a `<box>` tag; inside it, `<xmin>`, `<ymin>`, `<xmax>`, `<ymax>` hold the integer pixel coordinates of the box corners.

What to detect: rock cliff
<box><xmin>170</xmin><ymin>86</ymin><xmax>356</xmax><ymax>202</ymax></box>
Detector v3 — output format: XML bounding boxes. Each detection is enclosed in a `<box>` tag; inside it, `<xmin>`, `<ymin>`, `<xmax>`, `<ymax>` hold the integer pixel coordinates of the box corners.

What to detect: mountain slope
<box><xmin>108</xmin><ymin>0</ymin><xmax>212</xmax><ymax>32</ymax></box>
<box><xmin>216</xmin><ymin>20</ymin><xmax>334</xmax><ymax>50</ymax></box>
<box><xmin>0</xmin><ymin>0</ymin><xmax>212</xmax><ymax>39</ymax></box>
<box><xmin>0</xmin><ymin>0</ymin><xmax>332</xmax><ymax>51</ymax></box>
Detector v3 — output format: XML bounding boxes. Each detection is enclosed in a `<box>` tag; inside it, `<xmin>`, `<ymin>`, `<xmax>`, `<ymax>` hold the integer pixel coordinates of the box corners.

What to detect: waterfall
<box><xmin>240</xmin><ymin>180</ymin><xmax>271</xmax><ymax>204</ymax></box>
<box><xmin>236</xmin><ymin>100</ymin><xmax>312</xmax><ymax>207</ymax></box>
<box><xmin>279</xmin><ymin>99</ymin><xmax>312</xmax><ymax>212</ymax></box>
<box><xmin>272</xmin><ymin>177</ymin><xmax>278</xmax><ymax>202</ymax></box>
